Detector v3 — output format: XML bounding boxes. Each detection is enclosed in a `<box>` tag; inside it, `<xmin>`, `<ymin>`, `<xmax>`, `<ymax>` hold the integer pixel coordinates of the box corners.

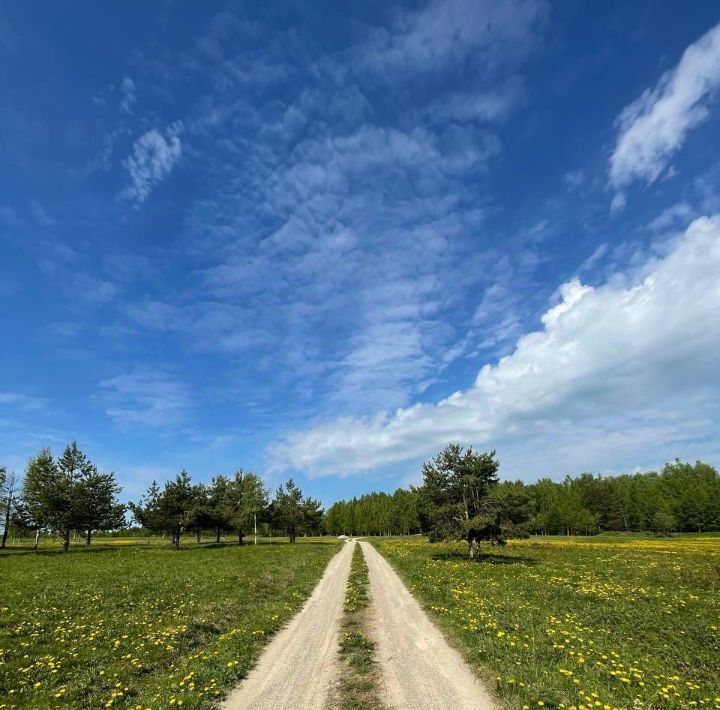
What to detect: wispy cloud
<box><xmin>124</xmin><ymin>123</ymin><xmax>183</xmax><ymax>203</ymax></box>
<box><xmin>115</xmin><ymin>1</ymin><xmax>548</xmax><ymax>416</ymax></box>
<box><xmin>98</xmin><ymin>369</ymin><xmax>191</xmax><ymax>428</ymax></box>
<box><xmin>609</xmin><ymin>22</ymin><xmax>720</xmax><ymax>194</ymax></box>
<box><xmin>648</xmin><ymin>201</ymin><xmax>696</xmax><ymax>232</ymax></box>
<box><xmin>119</xmin><ymin>76</ymin><xmax>136</xmax><ymax>114</ymax></box>
<box><xmin>270</xmin><ymin>215</ymin><xmax>720</xmax><ymax>478</ymax></box>
<box><xmin>360</xmin><ymin>0</ymin><xmax>546</xmax><ymax>79</ymax></box>
<box><xmin>0</xmin><ymin>392</ymin><xmax>47</xmax><ymax>411</ymax></box>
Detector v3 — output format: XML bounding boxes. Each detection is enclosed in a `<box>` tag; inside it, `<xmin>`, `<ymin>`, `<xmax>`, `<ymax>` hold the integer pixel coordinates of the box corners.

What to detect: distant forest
<box><xmin>4</xmin><ymin>442</ymin><xmax>719</xmax><ymax>550</ymax></box>
<box><xmin>325</xmin><ymin>459</ymin><xmax>720</xmax><ymax>537</ymax></box>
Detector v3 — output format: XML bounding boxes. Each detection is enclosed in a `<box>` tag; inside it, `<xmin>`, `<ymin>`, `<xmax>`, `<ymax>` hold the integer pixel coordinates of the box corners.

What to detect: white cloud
<box><xmin>564</xmin><ymin>169</ymin><xmax>585</xmax><ymax>188</ymax></box>
<box><xmin>0</xmin><ymin>392</ymin><xmax>47</xmax><ymax>411</ymax></box>
<box><xmin>648</xmin><ymin>201</ymin><xmax>696</xmax><ymax>232</ymax></box>
<box><xmin>363</xmin><ymin>0</ymin><xmax>546</xmax><ymax>78</ymax></box>
<box><xmin>270</xmin><ymin>215</ymin><xmax>720</xmax><ymax>478</ymax></box>
<box><xmin>118</xmin><ymin>0</ymin><xmax>547</xmax><ymax>420</ymax></box>
<box><xmin>610</xmin><ymin>192</ymin><xmax>626</xmax><ymax>214</ymax></box>
<box><xmin>609</xmin><ymin>22</ymin><xmax>720</xmax><ymax>190</ymax></box>
<box><xmin>120</xmin><ymin>77</ymin><xmax>136</xmax><ymax>114</ymax></box>
<box><xmin>98</xmin><ymin>370</ymin><xmax>191</xmax><ymax>428</ymax></box>
<box><xmin>422</xmin><ymin>76</ymin><xmax>525</xmax><ymax>124</ymax></box>
<box><xmin>124</xmin><ymin>123</ymin><xmax>183</xmax><ymax>203</ymax></box>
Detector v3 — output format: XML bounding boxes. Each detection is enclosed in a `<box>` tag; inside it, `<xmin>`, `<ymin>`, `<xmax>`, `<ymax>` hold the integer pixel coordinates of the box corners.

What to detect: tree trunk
<box><xmin>63</xmin><ymin>530</ymin><xmax>70</xmax><ymax>552</ymax></box>
<box><xmin>216</xmin><ymin>527</ymin><xmax>221</xmax><ymax>543</ymax></box>
<box><xmin>196</xmin><ymin>530</ymin><xmax>201</xmax><ymax>543</ymax></box>
<box><xmin>34</xmin><ymin>529</ymin><xmax>40</xmax><ymax>550</ymax></box>
<box><xmin>1</xmin><ymin>498</ymin><xmax>10</xmax><ymax>549</ymax></box>
<box><xmin>86</xmin><ymin>528</ymin><xmax>92</xmax><ymax>546</ymax></box>
<box><xmin>238</xmin><ymin>531</ymin><xmax>244</xmax><ymax>545</ymax></box>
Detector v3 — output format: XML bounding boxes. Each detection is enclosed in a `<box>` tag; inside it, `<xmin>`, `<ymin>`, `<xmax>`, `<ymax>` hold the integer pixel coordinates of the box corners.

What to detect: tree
<box><xmin>272</xmin><ymin>479</ymin><xmax>306</xmax><ymax>543</ymax></box>
<box><xmin>420</xmin><ymin>445</ymin><xmax>502</xmax><ymax>558</ymax></box>
<box><xmin>652</xmin><ymin>510</ymin><xmax>677</xmax><ymax>535</ymax></box>
<box><xmin>203</xmin><ymin>477</ymin><xmax>233</xmax><ymax>543</ymax></box>
<box><xmin>302</xmin><ymin>497</ymin><xmax>324</xmax><ymax>536</ymax></box>
<box><xmin>1</xmin><ymin>468</ymin><xmax>18</xmax><ymax>549</ymax></box>
<box><xmin>22</xmin><ymin>448</ymin><xmax>77</xmax><ymax>552</ymax></box>
<box><xmin>490</xmin><ymin>481</ymin><xmax>536</xmax><ymax>533</ymax></box>
<box><xmin>21</xmin><ymin>443</ymin><xmax>124</xmax><ymax>550</ymax></box>
<box><xmin>326</xmin><ymin>458</ymin><xmax>720</xmax><ymax>540</ymax></box>
<box><xmin>131</xmin><ymin>471</ymin><xmax>194</xmax><ymax>548</ymax></box>
<box><xmin>230</xmin><ymin>470</ymin><xmax>268</xmax><ymax>544</ymax></box>
<box><xmin>185</xmin><ymin>483</ymin><xmax>212</xmax><ymax>543</ymax></box>
<box><xmin>76</xmin><ymin>469</ymin><xmax>125</xmax><ymax>545</ymax></box>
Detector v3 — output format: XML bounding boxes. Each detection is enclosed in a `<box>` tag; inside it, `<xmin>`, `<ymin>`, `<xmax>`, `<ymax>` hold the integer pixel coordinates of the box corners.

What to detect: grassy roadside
<box><xmin>372</xmin><ymin>536</ymin><xmax>720</xmax><ymax>710</ymax></box>
<box><xmin>0</xmin><ymin>540</ymin><xmax>338</xmax><ymax>709</ymax></box>
<box><xmin>332</xmin><ymin>542</ymin><xmax>384</xmax><ymax>710</ymax></box>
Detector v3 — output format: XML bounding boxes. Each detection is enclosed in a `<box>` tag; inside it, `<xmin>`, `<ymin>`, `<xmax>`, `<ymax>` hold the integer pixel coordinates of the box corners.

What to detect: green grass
<box><xmin>0</xmin><ymin>539</ymin><xmax>338</xmax><ymax>709</ymax></box>
<box><xmin>372</xmin><ymin>535</ymin><xmax>720</xmax><ymax>710</ymax></box>
<box><xmin>332</xmin><ymin>543</ymin><xmax>382</xmax><ymax>710</ymax></box>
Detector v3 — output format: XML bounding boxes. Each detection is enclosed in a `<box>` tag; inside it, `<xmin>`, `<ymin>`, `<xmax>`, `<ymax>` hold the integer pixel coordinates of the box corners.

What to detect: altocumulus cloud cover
<box><xmin>1</xmin><ymin>1</ymin><xmax>720</xmax><ymax>502</ymax></box>
<box><xmin>272</xmin><ymin>216</ymin><xmax>720</xmax><ymax>478</ymax></box>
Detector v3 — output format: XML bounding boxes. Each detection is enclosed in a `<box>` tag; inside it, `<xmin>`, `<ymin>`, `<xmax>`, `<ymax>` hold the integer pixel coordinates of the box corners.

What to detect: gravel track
<box><xmin>222</xmin><ymin>539</ymin><xmax>494</xmax><ymax>709</ymax></box>
<box><xmin>360</xmin><ymin>541</ymin><xmax>496</xmax><ymax>710</ymax></box>
<box><xmin>222</xmin><ymin>540</ymin><xmax>355</xmax><ymax>710</ymax></box>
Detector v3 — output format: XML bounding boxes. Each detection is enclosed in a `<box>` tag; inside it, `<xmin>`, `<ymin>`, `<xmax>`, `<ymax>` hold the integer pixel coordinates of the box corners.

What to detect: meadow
<box><xmin>373</xmin><ymin>535</ymin><xmax>720</xmax><ymax>710</ymax></box>
<box><xmin>0</xmin><ymin>538</ymin><xmax>337</xmax><ymax>709</ymax></box>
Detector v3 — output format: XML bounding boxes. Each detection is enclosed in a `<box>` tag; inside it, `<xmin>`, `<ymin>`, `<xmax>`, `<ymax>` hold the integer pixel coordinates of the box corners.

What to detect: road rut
<box><xmin>360</xmin><ymin>541</ymin><xmax>496</xmax><ymax>710</ymax></box>
<box><xmin>222</xmin><ymin>540</ymin><xmax>355</xmax><ymax>710</ymax></box>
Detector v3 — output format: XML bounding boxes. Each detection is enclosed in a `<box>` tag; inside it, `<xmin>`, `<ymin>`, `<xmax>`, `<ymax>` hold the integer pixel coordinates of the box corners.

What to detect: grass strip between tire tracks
<box><xmin>332</xmin><ymin>542</ymin><xmax>384</xmax><ymax>710</ymax></box>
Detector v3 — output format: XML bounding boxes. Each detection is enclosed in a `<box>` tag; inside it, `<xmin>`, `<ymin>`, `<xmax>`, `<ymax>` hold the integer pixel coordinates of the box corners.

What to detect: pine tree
<box><xmin>76</xmin><ymin>468</ymin><xmax>125</xmax><ymax>545</ymax></box>
<box><xmin>23</xmin><ymin>449</ymin><xmax>76</xmax><ymax>551</ymax></box>
<box><xmin>231</xmin><ymin>470</ymin><xmax>268</xmax><ymax>544</ymax></box>
<box><xmin>131</xmin><ymin>472</ymin><xmax>194</xmax><ymax>548</ymax></box>
<box><xmin>272</xmin><ymin>479</ymin><xmax>305</xmax><ymax>543</ymax></box>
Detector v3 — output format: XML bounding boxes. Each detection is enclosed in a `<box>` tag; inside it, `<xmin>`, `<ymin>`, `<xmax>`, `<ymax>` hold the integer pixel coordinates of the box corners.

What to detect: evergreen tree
<box><xmin>271</xmin><ymin>479</ymin><xmax>305</xmax><ymax>543</ymax></box>
<box><xmin>76</xmin><ymin>468</ymin><xmax>125</xmax><ymax>545</ymax></box>
<box><xmin>420</xmin><ymin>445</ymin><xmax>502</xmax><ymax>557</ymax></box>
<box><xmin>131</xmin><ymin>471</ymin><xmax>194</xmax><ymax>548</ymax></box>
<box><xmin>230</xmin><ymin>470</ymin><xmax>268</xmax><ymax>544</ymax></box>
<box><xmin>184</xmin><ymin>482</ymin><xmax>211</xmax><ymax>543</ymax></box>
<box><xmin>302</xmin><ymin>497</ymin><xmax>324</xmax><ymax>536</ymax></box>
<box><xmin>23</xmin><ymin>448</ymin><xmax>77</xmax><ymax>551</ymax></box>
<box><xmin>203</xmin><ymin>476</ymin><xmax>233</xmax><ymax>543</ymax></box>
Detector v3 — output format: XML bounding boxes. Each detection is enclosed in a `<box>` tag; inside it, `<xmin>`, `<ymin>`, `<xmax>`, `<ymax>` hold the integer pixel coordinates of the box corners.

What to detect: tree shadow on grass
<box><xmin>0</xmin><ymin>537</ymin><xmax>337</xmax><ymax>557</ymax></box>
<box><xmin>0</xmin><ymin>545</ymin><xmax>138</xmax><ymax>557</ymax></box>
<box><xmin>430</xmin><ymin>549</ymin><xmax>539</xmax><ymax>566</ymax></box>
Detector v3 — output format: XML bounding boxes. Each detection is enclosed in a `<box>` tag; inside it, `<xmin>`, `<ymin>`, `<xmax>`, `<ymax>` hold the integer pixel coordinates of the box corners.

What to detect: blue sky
<box><xmin>2</xmin><ymin>1</ymin><xmax>720</xmax><ymax>505</ymax></box>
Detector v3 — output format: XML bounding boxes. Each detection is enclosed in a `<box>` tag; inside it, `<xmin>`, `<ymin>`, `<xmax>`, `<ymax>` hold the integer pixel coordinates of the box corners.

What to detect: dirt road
<box><xmin>360</xmin><ymin>541</ymin><xmax>496</xmax><ymax>710</ymax></box>
<box><xmin>223</xmin><ymin>539</ymin><xmax>494</xmax><ymax>709</ymax></box>
<box><xmin>222</xmin><ymin>539</ymin><xmax>355</xmax><ymax>710</ymax></box>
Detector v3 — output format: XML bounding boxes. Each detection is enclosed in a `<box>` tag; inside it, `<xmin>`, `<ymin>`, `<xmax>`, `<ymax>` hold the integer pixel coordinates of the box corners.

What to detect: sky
<box><xmin>1</xmin><ymin>1</ymin><xmax>720</xmax><ymax>505</ymax></box>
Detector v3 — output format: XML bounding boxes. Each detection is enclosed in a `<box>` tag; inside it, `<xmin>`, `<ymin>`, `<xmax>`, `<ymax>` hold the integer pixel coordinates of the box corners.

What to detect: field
<box><xmin>373</xmin><ymin>535</ymin><xmax>720</xmax><ymax>710</ymax></box>
<box><xmin>0</xmin><ymin>538</ymin><xmax>337</xmax><ymax>709</ymax></box>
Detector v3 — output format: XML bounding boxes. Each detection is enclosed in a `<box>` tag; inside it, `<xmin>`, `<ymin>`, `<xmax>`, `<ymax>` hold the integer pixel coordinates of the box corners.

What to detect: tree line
<box><xmin>3</xmin><ymin>441</ymin><xmax>718</xmax><ymax>554</ymax></box>
<box><xmin>131</xmin><ymin>471</ymin><xmax>323</xmax><ymax>548</ymax></box>
<box><xmin>1</xmin><ymin>442</ymin><xmax>323</xmax><ymax>550</ymax></box>
<box><xmin>326</xmin><ymin>446</ymin><xmax>720</xmax><ymax>552</ymax></box>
